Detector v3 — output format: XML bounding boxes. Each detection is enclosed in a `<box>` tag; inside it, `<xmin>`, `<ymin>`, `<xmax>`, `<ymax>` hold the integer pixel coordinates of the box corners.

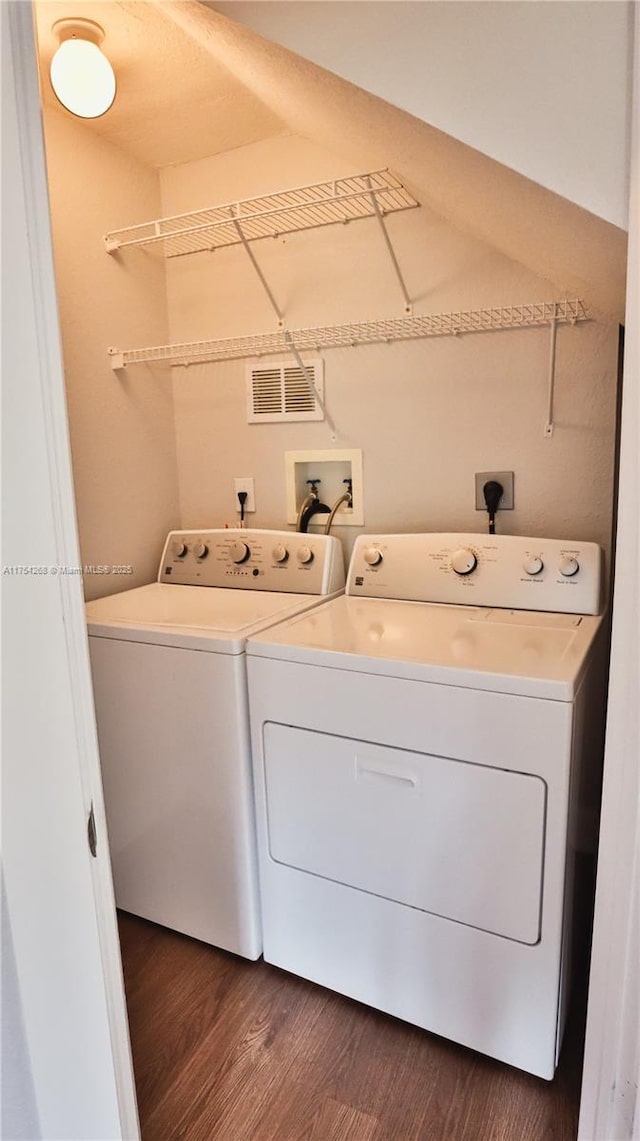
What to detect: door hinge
<box><xmin>87</xmin><ymin>801</ymin><xmax>97</xmax><ymax>858</ymax></box>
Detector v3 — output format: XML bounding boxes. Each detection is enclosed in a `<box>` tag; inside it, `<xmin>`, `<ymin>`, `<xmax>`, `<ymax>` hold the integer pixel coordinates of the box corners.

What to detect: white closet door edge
<box><xmin>578</xmin><ymin>11</ymin><xmax>640</xmax><ymax>1141</ymax></box>
<box><xmin>4</xmin><ymin>4</ymin><xmax>139</xmax><ymax>1138</ymax></box>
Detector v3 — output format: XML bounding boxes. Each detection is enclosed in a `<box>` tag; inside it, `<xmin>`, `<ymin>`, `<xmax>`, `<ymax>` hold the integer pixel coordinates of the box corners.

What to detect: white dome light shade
<box><xmin>50</xmin><ymin>23</ymin><xmax>116</xmax><ymax>119</ymax></box>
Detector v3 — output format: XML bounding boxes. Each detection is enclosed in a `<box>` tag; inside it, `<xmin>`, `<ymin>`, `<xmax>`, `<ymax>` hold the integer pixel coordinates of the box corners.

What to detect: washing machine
<box><xmin>86</xmin><ymin>528</ymin><xmax>344</xmax><ymax>959</ymax></box>
<box><xmin>246</xmin><ymin>532</ymin><xmax>604</xmax><ymax>1074</ymax></box>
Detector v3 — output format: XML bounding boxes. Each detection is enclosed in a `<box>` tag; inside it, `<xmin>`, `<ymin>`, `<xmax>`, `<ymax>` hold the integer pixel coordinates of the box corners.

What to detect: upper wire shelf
<box><xmin>103</xmin><ymin>170</ymin><xmax>419</xmax><ymax>259</ymax></box>
<box><xmin>108</xmin><ymin>299</ymin><xmax>589</xmax><ymax>370</ymax></box>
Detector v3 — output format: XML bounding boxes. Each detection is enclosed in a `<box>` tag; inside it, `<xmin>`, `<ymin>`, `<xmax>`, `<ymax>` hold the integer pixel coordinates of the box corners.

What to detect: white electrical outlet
<box><xmin>234</xmin><ymin>477</ymin><xmax>255</xmax><ymax>513</ymax></box>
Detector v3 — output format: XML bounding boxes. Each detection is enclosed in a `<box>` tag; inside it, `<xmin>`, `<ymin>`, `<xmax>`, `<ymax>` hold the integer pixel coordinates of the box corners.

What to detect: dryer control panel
<box><xmin>347</xmin><ymin>533</ymin><xmax>602</xmax><ymax>615</ymax></box>
<box><xmin>159</xmin><ymin>529</ymin><xmax>345</xmax><ymax>595</ymax></box>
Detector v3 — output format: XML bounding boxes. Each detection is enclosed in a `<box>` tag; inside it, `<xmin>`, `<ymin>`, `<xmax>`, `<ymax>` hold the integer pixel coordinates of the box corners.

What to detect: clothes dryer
<box><xmin>247</xmin><ymin>533</ymin><xmax>604</xmax><ymax>1074</ymax></box>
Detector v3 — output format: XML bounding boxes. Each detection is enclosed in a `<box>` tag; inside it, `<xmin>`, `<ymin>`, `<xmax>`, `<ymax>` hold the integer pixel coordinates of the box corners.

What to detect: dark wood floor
<box><xmin>118</xmin><ymin>912</ymin><xmax>587</xmax><ymax>1141</ymax></box>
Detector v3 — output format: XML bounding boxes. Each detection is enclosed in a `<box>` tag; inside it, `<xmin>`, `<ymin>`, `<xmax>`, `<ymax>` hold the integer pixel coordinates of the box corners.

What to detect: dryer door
<box><xmin>263</xmin><ymin>723</ymin><xmax>546</xmax><ymax>944</ymax></box>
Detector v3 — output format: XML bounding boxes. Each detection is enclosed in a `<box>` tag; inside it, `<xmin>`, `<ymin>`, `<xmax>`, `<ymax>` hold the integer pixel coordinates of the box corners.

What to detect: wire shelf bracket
<box><xmin>103</xmin><ymin>169</ymin><xmax>419</xmax><ymax>259</ymax></box>
<box><xmin>365</xmin><ymin>174</ymin><xmax>413</xmax><ymax>314</ymax></box>
<box><xmin>545</xmin><ymin>302</ymin><xmax>559</xmax><ymax>437</ymax></box>
<box><xmin>232</xmin><ymin>215</ymin><xmax>285</xmax><ymax>326</ymax></box>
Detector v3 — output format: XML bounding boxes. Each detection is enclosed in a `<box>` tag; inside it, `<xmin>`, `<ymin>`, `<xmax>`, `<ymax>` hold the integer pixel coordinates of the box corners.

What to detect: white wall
<box><xmin>41</xmin><ymin>109</ymin><xmax>181</xmax><ymax>599</ymax></box>
<box><xmin>161</xmin><ymin>135</ymin><xmax>619</xmax><ymax>561</ymax></box>
<box><xmin>212</xmin><ymin>0</ymin><xmax>633</xmax><ymax>230</ymax></box>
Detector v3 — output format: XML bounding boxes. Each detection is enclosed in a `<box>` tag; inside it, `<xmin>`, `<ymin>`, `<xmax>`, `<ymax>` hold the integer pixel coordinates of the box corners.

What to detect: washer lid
<box><xmin>86</xmin><ymin>582</ymin><xmax>329</xmax><ymax>654</ymax></box>
<box><xmin>247</xmin><ymin>595</ymin><xmax>603</xmax><ymax>699</ymax></box>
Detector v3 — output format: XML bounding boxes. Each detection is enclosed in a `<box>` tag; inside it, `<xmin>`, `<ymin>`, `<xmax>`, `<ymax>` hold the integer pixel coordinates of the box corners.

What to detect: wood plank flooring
<box><xmin>118</xmin><ymin>912</ymin><xmax>587</xmax><ymax>1141</ymax></box>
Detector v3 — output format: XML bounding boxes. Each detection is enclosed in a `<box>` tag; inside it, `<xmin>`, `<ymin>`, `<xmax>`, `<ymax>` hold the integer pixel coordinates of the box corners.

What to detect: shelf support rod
<box><xmin>366</xmin><ymin>176</ymin><xmax>413</xmax><ymax>315</ymax></box>
<box><xmin>232</xmin><ymin>217</ymin><xmax>284</xmax><ymax>327</ymax></box>
<box><xmin>283</xmin><ymin>331</ymin><xmax>338</xmax><ymax>441</ymax></box>
<box><xmin>232</xmin><ymin>208</ymin><xmax>336</xmax><ymax>438</ymax></box>
<box><xmin>545</xmin><ymin>303</ymin><xmax>558</xmax><ymax>437</ymax></box>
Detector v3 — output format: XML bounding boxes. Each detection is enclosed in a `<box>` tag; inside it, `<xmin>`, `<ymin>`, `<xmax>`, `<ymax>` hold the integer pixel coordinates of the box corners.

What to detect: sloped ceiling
<box><xmin>35</xmin><ymin>0</ymin><xmax>627</xmax><ymax>321</ymax></box>
<box><xmin>210</xmin><ymin>0</ymin><xmax>633</xmax><ymax>231</ymax></box>
<box><xmin>161</xmin><ymin>1</ymin><xmax>627</xmax><ymax>324</ymax></box>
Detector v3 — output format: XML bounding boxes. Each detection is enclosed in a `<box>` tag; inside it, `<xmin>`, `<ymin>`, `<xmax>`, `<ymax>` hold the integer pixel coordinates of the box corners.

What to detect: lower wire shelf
<box><xmin>108</xmin><ymin>299</ymin><xmax>589</xmax><ymax>371</ymax></box>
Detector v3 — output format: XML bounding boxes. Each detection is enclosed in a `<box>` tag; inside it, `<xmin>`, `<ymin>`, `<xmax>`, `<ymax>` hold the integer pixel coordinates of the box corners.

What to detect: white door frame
<box><xmin>2</xmin><ymin>4</ymin><xmax>139</xmax><ymax>1137</ymax></box>
<box><xmin>578</xmin><ymin>10</ymin><xmax>640</xmax><ymax>1140</ymax></box>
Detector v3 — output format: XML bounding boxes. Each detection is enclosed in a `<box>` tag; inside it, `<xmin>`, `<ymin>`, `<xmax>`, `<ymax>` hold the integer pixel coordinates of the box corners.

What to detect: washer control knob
<box><xmin>363</xmin><ymin>546</ymin><xmax>383</xmax><ymax>567</ymax></box>
<box><xmin>193</xmin><ymin>542</ymin><xmax>209</xmax><ymax>560</ymax></box>
<box><xmin>559</xmin><ymin>556</ymin><xmax>580</xmax><ymax>578</ymax></box>
<box><xmin>523</xmin><ymin>556</ymin><xmax>544</xmax><ymax>576</ymax></box>
<box><xmin>229</xmin><ymin>540</ymin><xmax>251</xmax><ymax>564</ymax></box>
<box><xmin>272</xmin><ymin>544</ymin><xmax>289</xmax><ymax>564</ymax></box>
<box><xmin>173</xmin><ymin>540</ymin><xmax>188</xmax><ymax>558</ymax></box>
<box><xmin>297</xmin><ymin>546</ymin><xmax>314</xmax><ymax>565</ymax></box>
<box><xmin>451</xmin><ymin>548</ymin><xmax>478</xmax><ymax>576</ymax></box>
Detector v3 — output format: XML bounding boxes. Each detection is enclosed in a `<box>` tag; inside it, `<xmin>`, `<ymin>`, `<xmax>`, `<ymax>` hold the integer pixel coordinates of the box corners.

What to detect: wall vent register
<box><xmin>247</xmin><ymin>358</ymin><xmax>324</xmax><ymax>423</ymax></box>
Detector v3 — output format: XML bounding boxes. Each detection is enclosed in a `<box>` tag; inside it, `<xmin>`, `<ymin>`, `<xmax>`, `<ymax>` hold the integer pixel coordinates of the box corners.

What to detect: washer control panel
<box><xmin>347</xmin><ymin>533</ymin><xmax>602</xmax><ymax>615</ymax></box>
<box><xmin>159</xmin><ymin>529</ymin><xmax>345</xmax><ymax>595</ymax></box>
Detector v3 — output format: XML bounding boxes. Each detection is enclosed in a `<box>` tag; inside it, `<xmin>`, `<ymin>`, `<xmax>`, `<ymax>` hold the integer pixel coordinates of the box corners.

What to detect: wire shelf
<box><xmin>103</xmin><ymin>170</ymin><xmax>419</xmax><ymax>258</ymax></box>
<box><xmin>108</xmin><ymin>300</ymin><xmax>589</xmax><ymax>370</ymax></box>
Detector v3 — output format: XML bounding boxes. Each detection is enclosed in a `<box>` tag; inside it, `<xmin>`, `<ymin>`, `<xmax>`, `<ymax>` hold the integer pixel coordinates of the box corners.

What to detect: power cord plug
<box><xmin>237</xmin><ymin>490</ymin><xmax>248</xmax><ymax>527</ymax></box>
<box><xmin>483</xmin><ymin>480</ymin><xmax>504</xmax><ymax>535</ymax></box>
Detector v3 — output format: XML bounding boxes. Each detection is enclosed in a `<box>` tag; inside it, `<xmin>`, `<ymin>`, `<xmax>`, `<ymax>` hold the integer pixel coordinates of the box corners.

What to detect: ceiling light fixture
<box><xmin>50</xmin><ymin>18</ymin><xmax>116</xmax><ymax>119</ymax></box>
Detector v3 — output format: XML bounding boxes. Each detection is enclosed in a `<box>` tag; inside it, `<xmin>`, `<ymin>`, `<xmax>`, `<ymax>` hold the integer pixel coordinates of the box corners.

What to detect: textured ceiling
<box><xmin>34</xmin><ymin>0</ymin><xmax>287</xmax><ymax>168</ymax></box>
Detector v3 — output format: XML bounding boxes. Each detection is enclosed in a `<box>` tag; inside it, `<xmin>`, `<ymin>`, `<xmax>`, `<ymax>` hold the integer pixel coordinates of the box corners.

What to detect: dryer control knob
<box><xmin>297</xmin><ymin>546</ymin><xmax>314</xmax><ymax>565</ymax></box>
<box><xmin>229</xmin><ymin>540</ymin><xmax>251</xmax><ymax>564</ymax></box>
<box><xmin>194</xmin><ymin>542</ymin><xmax>209</xmax><ymax>560</ymax></box>
<box><xmin>559</xmin><ymin>556</ymin><xmax>579</xmax><ymax>578</ymax></box>
<box><xmin>363</xmin><ymin>546</ymin><xmax>383</xmax><ymax>567</ymax></box>
<box><xmin>272</xmin><ymin>544</ymin><xmax>289</xmax><ymax>563</ymax></box>
<box><xmin>451</xmin><ymin>548</ymin><xmax>478</xmax><ymax>576</ymax></box>
<box><xmin>173</xmin><ymin>540</ymin><xmax>188</xmax><ymax>558</ymax></box>
<box><xmin>523</xmin><ymin>556</ymin><xmax>544</xmax><ymax>576</ymax></box>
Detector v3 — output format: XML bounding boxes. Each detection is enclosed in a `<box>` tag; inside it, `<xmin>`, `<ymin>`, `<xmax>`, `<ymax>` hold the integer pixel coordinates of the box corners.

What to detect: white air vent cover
<box><xmin>246</xmin><ymin>358</ymin><xmax>324</xmax><ymax>423</ymax></box>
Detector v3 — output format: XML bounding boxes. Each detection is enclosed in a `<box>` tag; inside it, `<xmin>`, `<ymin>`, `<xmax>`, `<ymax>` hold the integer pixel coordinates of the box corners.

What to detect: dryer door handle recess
<box><xmin>356</xmin><ymin>759</ymin><xmax>418</xmax><ymax>789</ymax></box>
